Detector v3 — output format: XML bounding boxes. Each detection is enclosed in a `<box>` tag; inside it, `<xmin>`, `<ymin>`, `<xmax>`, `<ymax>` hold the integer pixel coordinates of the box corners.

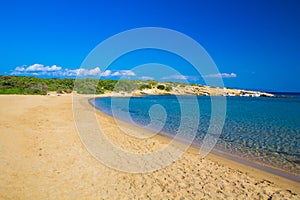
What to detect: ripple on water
<box><xmin>93</xmin><ymin>95</ymin><xmax>300</xmax><ymax>175</ymax></box>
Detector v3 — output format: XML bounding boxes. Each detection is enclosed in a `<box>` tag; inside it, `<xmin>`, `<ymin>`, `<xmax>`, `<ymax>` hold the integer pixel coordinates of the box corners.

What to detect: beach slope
<box><xmin>0</xmin><ymin>95</ymin><xmax>299</xmax><ymax>199</ymax></box>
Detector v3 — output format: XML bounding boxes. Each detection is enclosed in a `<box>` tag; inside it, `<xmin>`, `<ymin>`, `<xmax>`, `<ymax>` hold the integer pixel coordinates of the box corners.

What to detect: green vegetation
<box><xmin>113</xmin><ymin>80</ymin><xmax>139</xmax><ymax>92</ymax></box>
<box><xmin>75</xmin><ymin>79</ymin><xmax>101</xmax><ymax>94</ymax></box>
<box><xmin>190</xmin><ymin>83</ymin><xmax>203</xmax><ymax>87</ymax></box>
<box><xmin>146</xmin><ymin>80</ymin><xmax>158</xmax><ymax>87</ymax></box>
<box><xmin>0</xmin><ymin>75</ymin><xmax>177</xmax><ymax>95</ymax></box>
<box><xmin>139</xmin><ymin>84</ymin><xmax>152</xmax><ymax>90</ymax></box>
<box><xmin>165</xmin><ymin>85</ymin><xmax>172</xmax><ymax>92</ymax></box>
<box><xmin>0</xmin><ymin>76</ymin><xmax>54</xmax><ymax>95</ymax></box>
<box><xmin>0</xmin><ymin>76</ymin><xmax>84</xmax><ymax>95</ymax></box>
<box><xmin>157</xmin><ymin>85</ymin><xmax>165</xmax><ymax>90</ymax></box>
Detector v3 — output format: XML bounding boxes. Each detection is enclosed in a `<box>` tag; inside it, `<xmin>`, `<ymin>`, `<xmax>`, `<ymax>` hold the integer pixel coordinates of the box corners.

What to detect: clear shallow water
<box><xmin>92</xmin><ymin>94</ymin><xmax>300</xmax><ymax>176</ymax></box>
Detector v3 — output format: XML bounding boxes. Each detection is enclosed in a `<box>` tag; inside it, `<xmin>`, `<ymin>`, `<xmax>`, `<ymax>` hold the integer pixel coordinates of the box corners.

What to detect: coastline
<box><xmin>91</xmin><ymin>95</ymin><xmax>300</xmax><ymax>182</ymax></box>
<box><xmin>92</xmin><ymin>95</ymin><xmax>300</xmax><ymax>181</ymax></box>
<box><xmin>0</xmin><ymin>94</ymin><xmax>299</xmax><ymax>199</ymax></box>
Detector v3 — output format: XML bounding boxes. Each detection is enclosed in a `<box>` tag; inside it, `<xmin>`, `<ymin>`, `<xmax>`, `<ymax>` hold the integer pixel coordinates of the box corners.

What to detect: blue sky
<box><xmin>0</xmin><ymin>0</ymin><xmax>299</xmax><ymax>92</ymax></box>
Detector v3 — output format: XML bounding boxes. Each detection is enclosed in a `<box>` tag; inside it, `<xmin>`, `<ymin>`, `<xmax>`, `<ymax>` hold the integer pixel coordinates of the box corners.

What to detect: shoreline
<box><xmin>1</xmin><ymin>94</ymin><xmax>299</xmax><ymax>199</ymax></box>
<box><xmin>91</xmin><ymin>95</ymin><xmax>300</xmax><ymax>183</ymax></box>
<box><xmin>92</xmin><ymin>103</ymin><xmax>300</xmax><ymax>194</ymax></box>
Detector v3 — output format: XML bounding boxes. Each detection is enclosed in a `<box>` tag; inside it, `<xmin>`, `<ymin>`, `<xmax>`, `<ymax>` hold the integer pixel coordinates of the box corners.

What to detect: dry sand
<box><xmin>0</xmin><ymin>94</ymin><xmax>299</xmax><ymax>199</ymax></box>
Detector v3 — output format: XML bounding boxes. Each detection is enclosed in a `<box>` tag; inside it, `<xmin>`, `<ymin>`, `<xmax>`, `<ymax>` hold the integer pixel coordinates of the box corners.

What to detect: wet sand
<box><xmin>0</xmin><ymin>94</ymin><xmax>299</xmax><ymax>199</ymax></box>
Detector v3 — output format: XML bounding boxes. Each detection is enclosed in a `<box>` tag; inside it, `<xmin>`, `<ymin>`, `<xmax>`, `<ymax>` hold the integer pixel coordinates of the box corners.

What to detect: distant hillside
<box><xmin>0</xmin><ymin>75</ymin><xmax>274</xmax><ymax>97</ymax></box>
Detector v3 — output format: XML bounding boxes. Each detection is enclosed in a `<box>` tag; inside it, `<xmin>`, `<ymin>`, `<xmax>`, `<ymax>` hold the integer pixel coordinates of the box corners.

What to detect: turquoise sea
<box><xmin>92</xmin><ymin>93</ymin><xmax>300</xmax><ymax>178</ymax></box>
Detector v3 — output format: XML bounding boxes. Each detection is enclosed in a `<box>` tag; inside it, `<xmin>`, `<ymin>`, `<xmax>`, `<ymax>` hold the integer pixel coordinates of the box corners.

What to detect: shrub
<box><xmin>114</xmin><ymin>80</ymin><xmax>139</xmax><ymax>92</ymax></box>
<box><xmin>165</xmin><ymin>85</ymin><xmax>172</xmax><ymax>91</ymax></box>
<box><xmin>157</xmin><ymin>85</ymin><xmax>165</xmax><ymax>90</ymax></box>
<box><xmin>139</xmin><ymin>84</ymin><xmax>151</xmax><ymax>90</ymax></box>
<box><xmin>146</xmin><ymin>80</ymin><xmax>158</xmax><ymax>87</ymax></box>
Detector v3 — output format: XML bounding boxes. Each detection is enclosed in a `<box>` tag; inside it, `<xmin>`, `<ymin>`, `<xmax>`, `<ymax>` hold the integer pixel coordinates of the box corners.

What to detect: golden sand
<box><xmin>0</xmin><ymin>94</ymin><xmax>299</xmax><ymax>199</ymax></box>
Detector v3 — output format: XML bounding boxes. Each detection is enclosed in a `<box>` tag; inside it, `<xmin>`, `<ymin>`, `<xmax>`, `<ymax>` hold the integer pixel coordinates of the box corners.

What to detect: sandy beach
<box><xmin>0</xmin><ymin>94</ymin><xmax>299</xmax><ymax>199</ymax></box>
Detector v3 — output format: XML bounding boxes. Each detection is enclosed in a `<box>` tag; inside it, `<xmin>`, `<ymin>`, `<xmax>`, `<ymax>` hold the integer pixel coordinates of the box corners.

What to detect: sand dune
<box><xmin>0</xmin><ymin>95</ymin><xmax>299</xmax><ymax>199</ymax></box>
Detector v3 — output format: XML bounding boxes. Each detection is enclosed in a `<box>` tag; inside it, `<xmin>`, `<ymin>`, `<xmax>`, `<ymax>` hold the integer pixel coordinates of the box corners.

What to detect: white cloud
<box><xmin>31</xmin><ymin>64</ymin><xmax>60</xmax><ymax>72</ymax></box>
<box><xmin>162</xmin><ymin>74</ymin><xmax>198</xmax><ymax>80</ymax></box>
<box><xmin>26</xmin><ymin>64</ymin><xmax>44</xmax><ymax>72</ymax></box>
<box><xmin>18</xmin><ymin>64</ymin><xmax>62</xmax><ymax>72</ymax></box>
<box><xmin>14</xmin><ymin>66</ymin><xmax>26</xmax><ymax>72</ymax></box>
<box><xmin>111</xmin><ymin>71</ymin><xmax>121</xmax><ymax>76</ymax></box>
<box><xmin>139</xmin><ymin>76</ymin><xmax>154</xmax><ymax>80</ymax></box>
<box><xmin>111</xmin><ymin>70</ymin><xmax>136</xmax><ymax>77</ymax></box>
<box><xmin>12</xmin><ymin>64</ymin><xmax>62</xmax><ymax>75</ymax></box>
<box><xmin>74</xmin><ymin>67</ymin><xmax>106</xmax><ymax>76</ymax></box>
<box><xmin>204</xmin><ymin>73</ymin><xmax>237</xmax><ymax>78</ymax></box>
<box><xmin>101</xmin><ymin>70</ymin><xmax>112</xmax><ymax>77</ymax></box>
<box><xmin>11</xmin><ymin>64</ymin><xmax>136</xmax><ymax>78</ymax></box>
